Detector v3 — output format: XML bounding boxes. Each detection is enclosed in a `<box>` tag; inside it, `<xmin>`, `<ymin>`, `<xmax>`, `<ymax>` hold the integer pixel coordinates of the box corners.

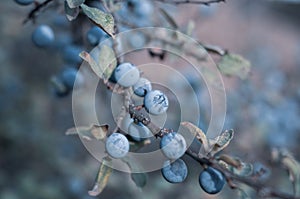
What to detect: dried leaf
<box><xmin>98</xmin><ymin>45</ymin><xmax>117</xmax><ymax>80</ymax></box>
<box><xmin>218</xmin><ymin>53</ymin><xmax>251</xmax><ymax>79</ymax></box>
<box><xmin>159</xmin><ymin>8</ymin><xmax>178</xmax><ymax>29</ymax></box>
<box><xmin>80</xmin><ymin>4</ymin><xmax>115</xmax><ymax>37</ymax></box>
<box><xmin>64</xmin><ymin>0</ymin><xmax>79</xmax><ymax>21</ymax></box>
<box><xmin>66</xmin><ymin>124</ymin><xmax>108</xmax><ymax>141</ymax></box>
<box><xmin>218</xmin><ymin>155</ymin><xmax>253</xmax><ymax>177</ymax></box>
<box><xmin>66</xmin><ymin>0</ymin><xmax>85</xmax><ymax>8</ymax></box>
<box><xmin>218</xmin><ymin>154</ymin><xmax>242</xmax><ymax>168</ymax></box>
<box><xmin>272</xmin><ymin>148</ymin><xmax>300</xmax><ymax>197</ymax></box>
<box><xmin>232</xmin><ymin>162</ymin><xmax>253</xmax><ymax>177</ymax></box>
<box><xmin>186</xmin><ymin>20</ymin><xmax>195</xmax><ymax>36</ymax></box>
<box><xmin>122</xmin><ymin>156</ymin><xmax>148</xmax><ymax>188</ymax></box>
<box><xmin>80</xmin><ymin>46</ymin><xmax>117</xmax><ymax>81</ymax></box>
<box><xmin>181</xmin><ymin>122</ymin><xmax>210</xmax><ymax>153</ymax></box>
<box><xmin>88</xmin><ymin>157</ymin><xmax>113</xmax><ymax>196</ymax></box>
<box><xmin>209</xmin><ymin>129</ymin><xmax>234</xmax><ymax>156</ymax></box>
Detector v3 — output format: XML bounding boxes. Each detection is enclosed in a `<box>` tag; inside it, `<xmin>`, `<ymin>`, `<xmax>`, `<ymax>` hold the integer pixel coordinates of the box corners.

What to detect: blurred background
<box><xmin>1</xmin><ymin>0</ymin><xmax>300</xmax><ymax>198</ymax></box>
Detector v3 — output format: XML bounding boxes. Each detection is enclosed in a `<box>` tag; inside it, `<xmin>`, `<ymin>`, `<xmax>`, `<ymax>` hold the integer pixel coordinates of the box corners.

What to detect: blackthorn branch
<box><xmin>128</xmin><ymin>102</ymin><xmax>300</xmax><ymax>199</ymax></box>
<box><xmin>23</xmin><ymin>0</ymin><xmax>56</xmax><ymax>24</ymax></box>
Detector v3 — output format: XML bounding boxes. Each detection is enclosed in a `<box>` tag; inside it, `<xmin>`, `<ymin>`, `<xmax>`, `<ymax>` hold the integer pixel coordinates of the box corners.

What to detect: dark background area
<box><xmin>1</xmin><ymin>0</ymin><xmax>300</xmax><ymax>199</ymax></box>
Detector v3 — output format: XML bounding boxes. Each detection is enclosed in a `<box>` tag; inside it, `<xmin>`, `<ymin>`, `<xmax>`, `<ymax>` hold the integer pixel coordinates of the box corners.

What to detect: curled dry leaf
<box><xmin>271</xmin><ymin>148</ymin><xmax>300</xmax><ymax>197</ymax></box>
<box><xmin>181</xmin><ymin>122</ymin><xmax>210</xmax><ymax>153</ymax></box>
<box><xmin>80</xmin><ymin>4</ymin><xmax>115</xmax><ymax>37</ymax></box>
<box><xmin>218</xmin><ymin>155</ymin><xmax>253</xmax><ymax>177</ymax></box>
<box><xmin>66</xmin><ymin>0</ymin><xmax>85</xmax><ymax>8</ymax></box>
<box><xmin>64</xmin><ymin>1</ymin><xmax>79</xmax><ymax>21</ymax></box>
<box><xmin>80</xmin><ymin>45</ymin><xmax>117</xmax><ymax>81</ymax></box>
<box><xmin>218</xmin><ymin>53</ymin><xmax>251</xmax><ymax>79</ymax></box>
<box><xmin>209</xmin><ymin>129</ymin><xmax>234</xmax><ymax>156</ymax></box>
<box><xmin>65</xmin><ymin>124</ymin><xmax>109</xmax><ymax>141</ymax></box>
<box><xmin>122</xmin><ymin>156</ymin><xmax>148</xmax><ymax>188</ymax></box>
<box><xmin>88</xmin><ymin>157</ymin><xmax>113</xmax><ymax>196</ymax></box>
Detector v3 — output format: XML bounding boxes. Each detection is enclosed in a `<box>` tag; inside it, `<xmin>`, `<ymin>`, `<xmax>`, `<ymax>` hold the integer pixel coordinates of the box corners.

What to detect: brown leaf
<box><xmin>80</xmin><ymin>4</ymin><xmax>115</xmax><ymax>37</ymax></box>
<box><xmin>181</xmin><ymin>122</ymin><xmax>210</xmax><ymax>153</ymax></box>
<box><xmin>66</xmin><ymin>124</ymin><xmax>109</xmax><ymax>141</ymax></box>
<box><xmin>271</xmin><ymin>148</ymin><xmax>300</xmax><ymax>197</ymax></box>
<box><xmin>209</xmin><ymin>129</ymin><xmax>234</xmax><ymax>156</ymax></box>
<box><xmin>88</xmin><ymin>157</ymin><xmax>113</xmax><ymax>196</ymax></box>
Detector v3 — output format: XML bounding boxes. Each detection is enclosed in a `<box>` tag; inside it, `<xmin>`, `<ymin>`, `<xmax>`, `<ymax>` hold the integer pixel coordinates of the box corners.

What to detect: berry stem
<box><xmin>127</xmin><ymin>102</ymin><xmax>300</xmax><ymax>199</ymax></box>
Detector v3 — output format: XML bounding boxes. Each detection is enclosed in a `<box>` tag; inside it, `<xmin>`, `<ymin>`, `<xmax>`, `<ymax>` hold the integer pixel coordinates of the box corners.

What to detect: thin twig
<box><xmin>128</xmin><ymin>102</ymin><xmax>300</xmax><ymax>199</ymax></box>
<box><xmin>23</xmin><ymin>0</ymin><xmax>55</xmax><ymax>24</ymax></box>
<box><xmin>118</xmin><ymin>19</ymin><xmax>226</xmax><ymax>59</ymax></box>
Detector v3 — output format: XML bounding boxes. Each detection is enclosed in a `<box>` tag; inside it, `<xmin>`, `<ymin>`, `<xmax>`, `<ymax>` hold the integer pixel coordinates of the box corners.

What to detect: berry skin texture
<box><xmin>128</xmin><ymin>122</ymin><xmax>151</xmax><ymax>141</ymax></box>
<box><xmin>144</xmin><ymin>90</ymin><xmax>169</xmax><ymax>115</ymax></box>
<box><xmin>61</xmin><ymin>67</ymin><xmax>84</xmax><ymax>89</ymax></box>
<box><xmin>15</xmin><ymin>0</ymin><xmax>34</xmax><ymax>5</ymax></box>
<box><xmin>133</xmin><ymin>77</ymin><xmax>152</xmax><ymax>97</ymax></box>
<box><xmin>114</xmin><ymin>63</ymin><xmax>140</xmax><ymax>87</ymax></box>
<box><xmin>199</xmin><ymin>167</ymin><xmax>225</xmax><ymax>194</ymax></box>
<box><xmin>105</xmin><ymin>133</ymin><xmax>129</xmax><ymax>159</ymax></box>
<box><xmin>160</xmin><ymin>132</ymin><xmax>187</xmax><ymax>160</ymax></box>
<box><xmin>32</xmin><ymin>25</ymin><xmax>55</xmax><ymax>48</ymax></box>
<box><xmin>161</xmin><ymin>159</ymin><xmax>188</xmax><ymax>183</ymax></box>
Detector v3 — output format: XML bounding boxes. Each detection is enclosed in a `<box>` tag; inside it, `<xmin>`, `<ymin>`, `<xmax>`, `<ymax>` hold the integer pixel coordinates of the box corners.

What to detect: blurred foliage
<box><xmin>1</xmin><ymin>0</ymin><xmax>300</xmax><ymax>199</ymax></box>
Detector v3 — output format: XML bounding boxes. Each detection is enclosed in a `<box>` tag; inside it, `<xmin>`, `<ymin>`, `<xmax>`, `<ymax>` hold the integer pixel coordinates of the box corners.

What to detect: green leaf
<box><xmin>64</xmin><ymin>0</ymin><xmax>79</xmax><ymax>21</ymax></box>
<box><xmin>218</xmin><ymin>53</ymin><xmax>251</xmax><ymax>79</ymax></box>
<box><xmin>80</xmin><ymin>4</ymin><xmax>115</xmax><ymax>37</ymax></box>
<box><xmin>88</xmin><ymin>157</ymin><xmax>113</xmax><ymax>196</ymax></box>
<box><xmin>181</xmin><ymin>122</ymin><xmax>210</xmax><ymax>153</ymax></box>
<box><xmin>271</xmin><ymin>148</ymin><xmax>300</xmax><ymax>197</ymax></box>
<box><xmin>122</xmin><ymin>156</ymin><xmax>148</xmax><ymax>188</ymax></box>
<box><xmin>66</xmin><ymin>0</ymin><xmax>85</xmax><ymax>8</ymax></box>
<box><xmin>65</xmin><ymin>124</ymin><xmax>109</xmax><ymax>141</ymax></box>
<box><xmin>80</xmin><ymin>46</ymin><xmax>117</xmax><ymax>81</ymax></box>
<box><xmin>209</xmin><ymin>129</ymin><xmax>234</xmax><ymax>156</ymax></box>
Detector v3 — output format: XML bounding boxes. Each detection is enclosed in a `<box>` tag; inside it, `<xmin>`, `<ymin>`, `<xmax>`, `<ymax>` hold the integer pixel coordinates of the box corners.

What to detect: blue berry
<box><xmin>133</xmin><ymin>77</ymin><xmax>152</xmax><ymax>97</ymax></box>
<box><xmin>114</xmin><ymin>62</ymin><xmax>140</xmax><ymax>87</ymax></box>
<box><xmin>62</xmin><ymin>45</ymin><xmax>83</xmax><ymax>65</ymax></box>
<box><xmin>199</xmin><ymin>167</ymin><xmax>225</xmax><ymax>194</ymax></box>
<box><xmin>86</xmin><ymin>26</ymin><xmax>107</xmax><ymax>46</ymax></box>
<box><xmin>144</xmin><ymin>90</ymin><xmax>169</xmax><ymax>115</ymax></box>
<box><xmin>128</xmin><ymin>122</ymin><xmax>151</xmax><ymax>141</ymax></box>
<box><xmin>160</xmin><ymin>132</ymin><xmax>186</xmax><ymax>160</ymax></box>
<box><xmin>127</xmin><ymin>0</ymin><xmax>153</xmax><ymax>18</ymax></box>
<box><xmin>105</xmin><ymin>133</ymin><xmax>129</xmax><ymax>159</ymax></box>
<box><xmin>61</xmin><ymin>67</ymin><xmax>84</xmax><ymax>89</ymax></box>
<box><xmin>161</xmin><ymin>159</ymin><xmax>188</xmax><ymax>183</ymax></box>
<box><xmin>32</xmin><ymin>25</ymin><xmax>55</xmax><ymax>48</ymax></box>
<box><xmin>15</xmin><ymin>0</ymin><xmax>34</xmax><ymax>5</ymax></box>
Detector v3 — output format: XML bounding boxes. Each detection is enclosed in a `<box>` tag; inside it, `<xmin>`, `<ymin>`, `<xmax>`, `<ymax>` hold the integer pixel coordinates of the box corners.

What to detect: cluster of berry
<box><xmin>105</xmin><ymin>62</ymin><xmax>225</xmax><ymax>194</ymax></box>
